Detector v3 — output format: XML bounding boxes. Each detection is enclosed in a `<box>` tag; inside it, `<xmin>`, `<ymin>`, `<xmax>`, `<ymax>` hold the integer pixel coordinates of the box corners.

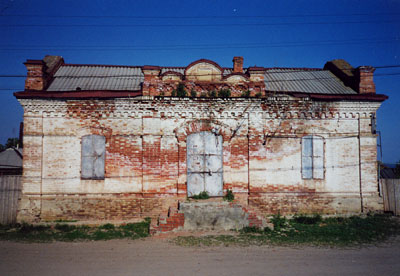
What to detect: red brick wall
<box><xmin>17</xmin><ymin>97</ymin><xmax>383</xmax><ymax>222</ymax></box>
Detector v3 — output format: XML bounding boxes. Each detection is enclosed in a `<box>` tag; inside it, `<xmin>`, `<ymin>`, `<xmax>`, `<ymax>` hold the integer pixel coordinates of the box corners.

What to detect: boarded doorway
<box><xmin>187</xmin><ymin>131</ymin><xmax>223</xmax><ymax>197</ymax></box>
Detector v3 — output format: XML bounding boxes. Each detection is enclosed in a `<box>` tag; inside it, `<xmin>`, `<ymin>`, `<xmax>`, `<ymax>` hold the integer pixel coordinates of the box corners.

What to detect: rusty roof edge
<box><xmin>14</xmin><ymin>90</ymin><xmax>142</xmax><ymax>99</ymax></box>
<box><xmin>280</xmin><ymin>91</ymin><xmax>388</xmax><ymax>102</ymax></box>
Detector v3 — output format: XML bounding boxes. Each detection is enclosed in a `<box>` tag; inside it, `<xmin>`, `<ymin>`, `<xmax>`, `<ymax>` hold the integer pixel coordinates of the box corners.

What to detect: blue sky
<box><xmin>0</xmin><ymin>0</ymin><xmax>399</xmax><ymax>163</ymax></box>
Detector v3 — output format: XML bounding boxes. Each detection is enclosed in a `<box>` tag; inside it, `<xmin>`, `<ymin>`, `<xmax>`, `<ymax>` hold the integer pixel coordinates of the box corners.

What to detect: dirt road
<box><xmin>1</xmin><ymin>236</ymin><xmax>399</xmax><ymax>276</ymax></box>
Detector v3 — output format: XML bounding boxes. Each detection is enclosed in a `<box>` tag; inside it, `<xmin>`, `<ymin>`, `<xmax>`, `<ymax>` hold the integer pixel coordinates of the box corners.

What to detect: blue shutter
<box><xmin>93</xmin><ymin>135</ymin><xmax>105</xmax><ymax>179</ymax></box>
<box><xmin>312</xmin><ymin>137</ymin><xmax>324</xmax><ymax>179</ymax></box>
<box><xmin>302</xmin><ymin>136</ymin><xmax>313</xmax><ymax>179</ymax></box>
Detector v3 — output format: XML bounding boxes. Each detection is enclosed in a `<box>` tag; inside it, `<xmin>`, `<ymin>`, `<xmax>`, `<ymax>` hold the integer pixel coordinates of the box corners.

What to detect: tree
<box><xmin>6</xmin><ymin>138</ymin><xmax>20</xmax><ymax>148</ymax></box>
<box><xmin>176</xmin><ymin>83</ymin><xmax>187</xmax><ymax>97</ymax></box>
<box><xmin>0</xmin><ymin>138</ymin><xmax>21</xmax><ymax>151</ymax></box>
<box><xmin>395</xmin><ymin>161</ymin><xmax>400</xmax><ymax>178</ymax></box>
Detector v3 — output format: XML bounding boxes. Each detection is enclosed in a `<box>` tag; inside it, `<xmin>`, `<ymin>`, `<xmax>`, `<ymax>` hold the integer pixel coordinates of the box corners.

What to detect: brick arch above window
<box><xmin>173</xmin><ymin>119</ymin><xmax>233</xmax><ymax>143</ymax></box>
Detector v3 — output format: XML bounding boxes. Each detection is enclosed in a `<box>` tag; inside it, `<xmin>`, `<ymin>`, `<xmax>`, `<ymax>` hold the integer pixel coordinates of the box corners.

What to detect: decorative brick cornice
<box><xmin>18</xmin><ymin>97</ymin><xmax>381</xmax><ymax>120</ymax></box>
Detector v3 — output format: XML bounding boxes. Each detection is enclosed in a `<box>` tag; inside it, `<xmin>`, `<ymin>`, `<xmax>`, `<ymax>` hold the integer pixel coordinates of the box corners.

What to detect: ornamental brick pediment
<box><xmin>185</xmin><ymin>59</ymin><xmax>223</xmax><ymax>82</ymax></box>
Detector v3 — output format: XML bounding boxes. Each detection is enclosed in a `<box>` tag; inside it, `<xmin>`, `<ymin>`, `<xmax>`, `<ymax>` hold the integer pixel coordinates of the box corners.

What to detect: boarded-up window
<box><xmin>301</xmin><ymin>135</ymin><xmax>324</xmax><ymax>179</ymax></box>
<box><xmin>81</xmin><ymin>135</ymin><xmax>105</xmax><ymax>179</ymax></box>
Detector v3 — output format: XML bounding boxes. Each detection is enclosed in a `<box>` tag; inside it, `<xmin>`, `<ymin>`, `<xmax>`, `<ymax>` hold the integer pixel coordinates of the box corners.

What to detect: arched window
<box><xmin>81</xmin><ymin>135</ymin><xmax>105</xmax><ymax>179</ymax></box>
<box><xmin>302</xmin><ymin>135</ymin><xmax>324</xmax><ymax>179</ymax></box>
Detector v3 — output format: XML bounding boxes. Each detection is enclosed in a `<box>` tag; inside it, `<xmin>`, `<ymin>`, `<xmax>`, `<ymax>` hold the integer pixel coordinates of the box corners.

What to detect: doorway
<box><xmin>187</xmin><ymin>131</ymin><xmax>223</xmax><ymax>197</ymax></box>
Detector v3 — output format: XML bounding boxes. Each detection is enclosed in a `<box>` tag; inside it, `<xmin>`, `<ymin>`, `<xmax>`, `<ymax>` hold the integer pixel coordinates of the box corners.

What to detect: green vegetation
<box><xmin>255</xmin><ymin>92</ymin><xmax>262</xmax><ymax>98</ymax></box>
<box><xmin>241</xmin><ymin>90</ymin><xmax>250</xmax><ymax>98</ymax></box>
<box><xmin>191</xmin><ymin>191</ymin><xmax>210</xmax><ymax>200</ymax></box>
<box><xmin>51</xmin><ymin>219</ymin><xmax>78</xmax><ymax>223</ymax></box>
<box><xmin>0</xmin><ymin>137</ymin><xmax>21</xmax><ymax>152</ymax></box>
<box><xmin>0</xmin><ymin>220</ymin><xmax>150</xmax><ymax>242</ymax></box>
<box><xmin>173</xmin><ymin>214</ymin><xmax>400</xmax><ymax>247</ymax></box>
<box><xmin>218</xmin><ymin>88</ymin><xmax>231</xmax><ymax>98</ymax></box>
<box><xmin>208</xmin><ymin>90</ymin><xmax>217</xmax><ymax>98</ymax></box>
<box><xmin>190</xmin><ymin>89</ymin><xmax>197</xmax><ymax>97</ymax></box>
<box><xmin>223</xmin><ymin>189</ymin><xmax>234</xmax><ymax>202</ymax></box>
<box><xmin>176</xmin><ymin>82</ymin><xmax>187</xmax><ymax>97</ymax></box>
<box><xmin>395</xmin><ymin>161</ymin><xmax>400</xmax><ymax>178</ymax></box>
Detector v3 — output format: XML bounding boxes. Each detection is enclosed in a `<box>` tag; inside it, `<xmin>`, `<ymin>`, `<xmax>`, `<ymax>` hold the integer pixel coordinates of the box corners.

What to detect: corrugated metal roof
<box><xmin>47</xmin><ymin>65</ymin><xmax>143</xmax><ymax>91</ymax></box>
<box><xmin>160</xmin><ymin>67</ymin><xmax>185</xmax><ymax>74</ymax></box>
<box><xmin>0</xmin><ymin>148</ymin><xmax>22</xmax><ymax>169</ymax></box>
<box><xmin>264</xmin><ymin>69</ymin><xmax>356</xmax><ymax>94</ymax></box>
<box><xmin>46</xmin><ymin>65</ymin><xmax>357</xmax><ymax>95</ymax></box>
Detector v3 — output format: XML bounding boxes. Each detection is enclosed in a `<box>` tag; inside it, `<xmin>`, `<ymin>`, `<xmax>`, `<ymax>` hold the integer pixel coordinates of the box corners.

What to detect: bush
<box><xmin>55</xmin><ymin>224</ymin><xmax>76</xmax><ymax>232</ymax></box>
<box><xmin>176</xmin><ymin>83</ymin><xmax>187</xmax><ymax>97</ymax></box>
<box><xmin>223</xmin><ymin>189</ymin><xmax>234</xmax><ymax>202</ymax></box>
<box><xmin>218</xmin><ymin>88</ymin><xmax>231</xmax><ymax>98</ymax></box>
<box><xmin>99</xmin><ymin>223</ymin><xmax>115</xmax><ymax>230</ymax></box>
<box><xmin>192</xmin><ymin>191</ymin><xmax>210</xmax><ymax>200</ymax></box>
<box><xmin>241</xmin><ymin>90</ymin><xmax>250</xmax><ymax>98</ymax></box>
<box><xmin>190</xmin><ymin>89</ymin><xmax>197</xmax><ymax>97</ymax></box>
<box><xmin>293</xmin><ymin>214</ymin><xmax>322</xmax><ymax>225</ymax></box>
<box><xmin>241</xmin><ymin>226</ymin><xmax>263</xmax><ymax>233</ymax></box>
<box><xmin>208</xmin><ymin>90</ymin><xmax>217</xmax><ymax>98</ymax></box>
<box><xmin>270</xmin><ymin>213</ymin><xmax>287</xmax><ymax>231</ymax></box>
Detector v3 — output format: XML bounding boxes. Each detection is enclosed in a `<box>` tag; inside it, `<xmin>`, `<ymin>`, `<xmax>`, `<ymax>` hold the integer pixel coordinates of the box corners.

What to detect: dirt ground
<box><xmin>1</xmin><ymin>233</ymin><xmax>400</xmax><ymax>276</ymax></box>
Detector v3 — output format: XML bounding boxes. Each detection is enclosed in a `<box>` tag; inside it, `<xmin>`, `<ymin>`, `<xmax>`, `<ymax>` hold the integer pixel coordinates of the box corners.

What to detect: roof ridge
<box><xmin>265</xmin><ymin>67</ymin><xmax>323</xmax><ymax>71</ymax></box>
<box><xmin>62</xmin><ymin>64</ymin><xmax>142</xmax><ymax>68</ymax></box>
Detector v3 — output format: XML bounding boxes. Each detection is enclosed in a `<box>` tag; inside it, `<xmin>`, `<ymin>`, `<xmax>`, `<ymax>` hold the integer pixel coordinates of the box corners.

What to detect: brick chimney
<box><xmin>24</xmin><ymin>56</ymin><xmax>64</xmax><ymax>91</ymax></box>
<box><xmin>24</xmin><ymin>60</ymin><xmax>48</xmax><ymax>90</ymax></box>
<box><xmin>324</xmin><ymin>59</ymin><xmax>376</xmax><ymax>94</ymax></box>
<box><xmin>141</xmin><ymin>65</ymin><xmax>161</xmax><ymax>96</ymax></box>
<box><xmin>233</xmin><ymin>56</ymin><xmax>244</xmax><ymax>73</ymax></box>
<box><xmin>355</xmin><ymin>66</ymin><xmax>376</xmax><ymax>94</ymax></box>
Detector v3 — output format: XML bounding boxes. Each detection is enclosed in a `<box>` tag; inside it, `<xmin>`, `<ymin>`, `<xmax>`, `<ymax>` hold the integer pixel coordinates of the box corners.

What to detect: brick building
<box><xmin>14</xmin><ymin>56</ymin><xmax>387</xmax><ymax>223</ymax></box>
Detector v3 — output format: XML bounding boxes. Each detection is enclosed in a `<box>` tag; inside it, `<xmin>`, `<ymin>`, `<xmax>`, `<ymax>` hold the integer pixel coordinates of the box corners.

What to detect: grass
<box><xmin>223</xmin><ymin>189</ymin><xmax>234</xmax><ymax>202</ymax></box>
<box><xmin>2</xmin><ymin>214</ymin><xmax>400</xmax><ymax>247</ymax></box>
<box><xmin>191</xmin><ymin>191</ymin><xmax>210</xmax><ymax>200</ymax></box>
<box><xmin>173</xmin><ymin>214</ymin><xmax>400</xmax><ymax>247</ymax></box>
<box><xmin>0</xmin><ymin>220</ymin><xmax>150</xmax><ymax>242</ymax></box>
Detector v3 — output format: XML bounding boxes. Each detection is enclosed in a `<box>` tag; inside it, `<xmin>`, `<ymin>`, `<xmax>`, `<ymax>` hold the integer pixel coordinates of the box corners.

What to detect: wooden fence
<box><xmin>0</xmin><ymin>175</ymin><xmax>22</xmax><ymax>224</ymax></box>
<box><xmin>381</xmin><ymin>178</ymin><xmax>400</xmax><ymax>216</ymax></box>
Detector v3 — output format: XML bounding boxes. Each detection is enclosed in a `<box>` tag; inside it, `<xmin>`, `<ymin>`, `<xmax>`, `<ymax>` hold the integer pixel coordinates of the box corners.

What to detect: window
<box><xmin>301</xmin><ymin>135</ymin><xmax>324</xmax><ymax>179</ymax></box>
<box><xmin>81</xmin><ymin>135</ymin><xmax>105</xmax><ymax>179</ymax></box>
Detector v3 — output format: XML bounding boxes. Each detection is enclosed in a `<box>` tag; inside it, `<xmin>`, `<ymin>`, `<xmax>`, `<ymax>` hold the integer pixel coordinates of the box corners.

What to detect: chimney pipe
<box><xmin>233</xmin><ymin>56</ymin><xmax>244</xmax><ymax>73</ymax></box>
<box><xmin>356</xmin><ymin>66</ymin><xmax>376</xmax><ymax>94</ymax></box>
<box><xmin>24</xmin><ymin>60</ymin><xmax>48</xmax><ymax>90</ymax></box>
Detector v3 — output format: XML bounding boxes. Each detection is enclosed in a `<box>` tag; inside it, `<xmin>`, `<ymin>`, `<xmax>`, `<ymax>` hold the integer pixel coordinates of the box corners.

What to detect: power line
<box><xmin>1</xmin><ymin>65</ymin><xmax>400</xmax><ymax>78</ymax></box>
<box><xmin>2</xmin><ymin>12</ymin><xmax>400</xmax><ymax>19</ymax></box>
<box><xmin>1</xmin><ymin>20</ymin><xmax>399</xmax><ymax>28</ymax></box>
<box><xmin>0</xmin><ymin>38</ymin><xmax>397</xmax><ymax>51</ymax></box>
<box><xmin>1</xmin><ymin>37</ymin><xmax>396</xmax><ymax>47</ymax></box>
<box><xmin>0</xmin><ymin>72</ymin><xmax>400</xmax><ymax>81</ymax></box>
<box><xmin>1</xmin><ymin>71</ymin><xmax>399</xmax><ymax>91</ymax></box>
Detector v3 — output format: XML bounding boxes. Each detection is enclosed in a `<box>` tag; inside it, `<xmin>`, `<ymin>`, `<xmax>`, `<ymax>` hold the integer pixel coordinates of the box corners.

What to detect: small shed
<box><xmin>0</xmin><ymin>148</ymin><xmax>23</xmax><ymax>175</ymax></box>
<box><xmin>380</xmin><ymin>167</ymin><xmax>400</xmax><ymax>215</ymax></box>
<box><xmin>0</xmin><ymin>148</ymin><xmax>22</xmax><ymax>224</ymax></box>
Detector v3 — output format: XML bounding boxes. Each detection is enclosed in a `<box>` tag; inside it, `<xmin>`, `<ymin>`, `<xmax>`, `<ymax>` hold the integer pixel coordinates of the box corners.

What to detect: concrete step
<box><xmin>180</xmin><ymin>201</ymin><xmax>266</xmax><ymax>231</ymax></box>
<box><xmin>150</xmin><ymin>200</ymin><xmax>272</xmax><ymax>234</ymax></box>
